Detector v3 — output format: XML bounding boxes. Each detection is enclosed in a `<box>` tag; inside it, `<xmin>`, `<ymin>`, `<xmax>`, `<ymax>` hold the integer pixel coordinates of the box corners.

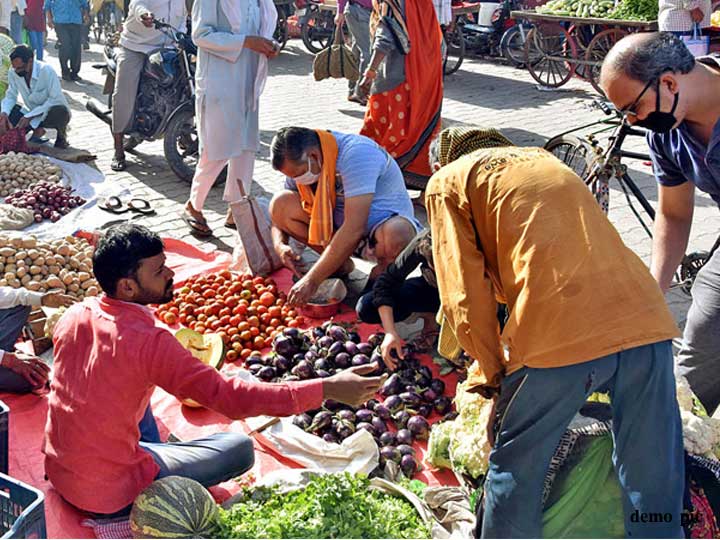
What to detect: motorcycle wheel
<box><xmin>163</xmin><ymin>106</ymin><xmax>200</xmax><ymax>184</ymax></box>
<box><xmin>500</xmin><ymin>25</ymin><xmax>527</xmax><ymax>68</ymax></box>
<box><xmin>301</xmin><ymin>10</ymin><xmax>333</xmax><ymax>54</ymax></box>
<box><xmin>442</xmin><ymin>23</ymin><xmax>465</xmax><ymax>75</ymax></box>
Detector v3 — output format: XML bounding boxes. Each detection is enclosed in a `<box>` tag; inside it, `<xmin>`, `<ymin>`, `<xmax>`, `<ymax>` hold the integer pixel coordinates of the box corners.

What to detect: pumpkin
<box><xmin>174</xmin><ymin>329</ymin><xmax>225</xmax><ymax>408</ymax></box>
<box><xmin>130</xmin><ymin>476</ymin><xmax>220</xmax><ymax>539</ymax></box>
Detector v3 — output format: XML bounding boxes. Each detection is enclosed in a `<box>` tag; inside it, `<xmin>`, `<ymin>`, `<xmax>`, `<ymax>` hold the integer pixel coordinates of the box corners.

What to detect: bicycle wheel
<box><xmin>585</xmin><ymin>28</ymin><xmax>628</xmax><ymax>95</ymax></box>
<box><xmin>544</xmin><ymin>134</ymin><xmax>609</xmax><ymax>212</ymax></box>
<box><xmin>680</xmin><ymin>251</ymin><xmax>710</xmax><ymax>296</ymax></box>
<box><xmin>500</xmin><ymin>25</ymin><xmax>528</xmax><ymax>68</ymax></box>
<box><xmin>301</xmin><ymin>10</ymin><xmax>334</xmax><ymax>53</ymax></box>
<box><xmin>442</xmin><ymin>23</ymin><xmax>465</xmax><ymax>75</ymax></box>
<box><xmin>524</xmin><ymin>23</ymin><xmax>576</xmax><ymax>88</ymax></box>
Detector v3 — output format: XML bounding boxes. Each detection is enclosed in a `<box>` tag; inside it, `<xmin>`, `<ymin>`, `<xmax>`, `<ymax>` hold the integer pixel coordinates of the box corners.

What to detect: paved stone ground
<box><xmin>42</xmin><ymin>33</ymin><xmax>720</xmax><ymax>330</ymax></box>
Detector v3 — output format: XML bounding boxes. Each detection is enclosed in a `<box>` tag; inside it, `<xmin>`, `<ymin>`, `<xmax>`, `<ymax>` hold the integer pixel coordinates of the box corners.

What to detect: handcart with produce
<box><xmin>512</xmin><ymin>0</ymin><xmax>657</xmax><ymax>93</ymax></box>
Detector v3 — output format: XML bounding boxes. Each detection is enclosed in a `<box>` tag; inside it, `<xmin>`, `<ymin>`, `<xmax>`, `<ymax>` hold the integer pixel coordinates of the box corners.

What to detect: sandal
<box><xmin>182</xmin><ymin>210</ymin><xmax>212</xmax><ymax>237</ymax></box>
<box><xmin>110</xmin><ymin>156</ymin><xmax>126</xmax><ymax>172</ymax></box>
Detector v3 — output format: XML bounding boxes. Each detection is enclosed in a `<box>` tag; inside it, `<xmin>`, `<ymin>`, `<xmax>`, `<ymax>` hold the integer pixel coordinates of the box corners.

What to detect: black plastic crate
<box><xmin>0</xmin><ymin>401</ymin><xmax>8</xmax><ymax>475</ymax></box>
<box><xmin>0</xmin><ymin>474</ymin><xmax>46</xmax><ymax>539</ymax></box>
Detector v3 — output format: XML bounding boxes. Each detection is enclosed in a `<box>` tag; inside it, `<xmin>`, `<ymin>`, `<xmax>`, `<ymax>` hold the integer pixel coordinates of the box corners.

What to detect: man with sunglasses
<box><xmin>601</xmin><ymin>32</ymin><xmax>720</xmax><ymax>414</ymax></box>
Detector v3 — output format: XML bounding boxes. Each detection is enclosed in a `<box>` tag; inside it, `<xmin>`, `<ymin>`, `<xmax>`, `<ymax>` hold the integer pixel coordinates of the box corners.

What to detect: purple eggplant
<box><xmin>400</xmin><ymin>454</ymin><xmax>419</xmax><ymax>477</ymax></box>
<box><xmin>318</xmin><ymin>336</ymin><xmax>334</xmax><ymax>349</ymax></box>
<box><xmin>291</xmin><ymin>360</ymin><xmax>316</xmax><ymax>380</ymax></box>
<box><xmin>337</xmin><ymin>420</ymin><xmax>355</xmax><ymax>439</ymax></box>
<box><xmin>397</xmin><ymin>444</ymin><xmax>415</xmax><ymax>456</ymax></box>
<box><xmin>357</xmin><ymin>342</ymin><xmax>373</xmax><ymax>356</ymax></box>
<box><xmin>312</xmin><ymin>327</ymin><xmax>326</xmax><ymax>339</ymax></box>
<box><xmin>292</xmin><ymin>413</ymin><xmax>312</xmax><ymax>430</ymax></box>
<box><xmin>351</xmin><ymin>354</ymin><xmax>371</xmax><ymax>366</ymax></box>
<box><xmin>430</xmin><ymin>378</ymin><xmax>446</xmax><ymax>396</ymax></box>
<box><xmin>367</xmin><ymin>333</ymin><xmax>383</xmax><ymax>348</ymax></box>
<box><xmin>348</xmin><ymin>331</ymin><xmax>361</xmax><ymax>344</ymax></box>
<box><xmin>396</xmin><ymin>428</ymin><xmax>413</xmax><ymax>445</ymax></box>
<box><xmin>374</xmin><ymin>404</ymin><xmax>391</xmax><ymax>420</ymax></box>
<box><xmin>371</xmin><ymin>416</ymin><xmax>387</xmax><ymax>435</ymax></box>
<box><xmin>261</xmin><ymin>354</ymin><xmax>275</xmax><ymax>366</ymax></box>
<box><xmin>344</xmin><ymin>341</ymin><xmax>359</xmax><ymax>356</ymax></box>
<box><xmin>399</xmin><ymin>391</ymin><xmax>423</xmax><ymax>408</ymax></box>
<box><xmin>356</xmin><ymin>422</ymin><xmax>376</xmax><ymax>437</ymax></box>
<box><xmin>421</xmin><ymin>388</ymin><xmax>438</xmax><ymax>403</ymax></box>
<box><xmin>443</xmin><ymin>411</ymin><xmax>460</xmax><ymax>422</ymax></box>
<box><xmin>380</xmin><ymin>373</ymin><xmax>403</xmax><ymax>397</ymax></box>
<box><xmin>356</xmin><ymin>408</ymin><xmax>374</xmax><ymax>423</ymax></box>
<box><xmin>283</xmin><ymin>327</ymin><xmax>301</xmax><ymax>339</ymax></box>
<box><xmin>394</xmin><ymin>410</ymin><xmax>411</xmax><ymax>429</ymax></box>
<box><xmin>316</xmin><ymin>369</ymin><xmax>331</xmax><ymax>378</ymax></box>
<box><xmin>383</xmin><ymin>395</ymin><xmax>404</xmax><ymax>413</ymax></box>
<box><xmin>366</xmin><ymin>398</ymin><xmax>379</xmax><ymax>410</ymax></box>
<box><xmin>418</xmin><ymin>404</ymin><xmax>433</xmax><ymax>418</ymax></box>
<box><xmin>328</xmin><ymin>341</ymin><xmax>344</xmax><ymax>356</ymax></box>
<box><xmin>337</xmin><ymin>410</ymin><xmax>356</xmax><ymax>423</ymax></box>
<box><xmin>257</xmin><ymin>366</ymin><xmax>276</xmax><ymax>381</ymax></box>
<box><xmin>274</xmin><ymin>355</ymin><xmax>290</xmax><ymax>373</ymax></box>
<box><xmin>379</xmin><ymin>431</ymin><xmax>397</xmax><ymax>447</ymax></box>
<box><xmin>334</xmin><ymin>352</ymin><xmax>351</xmax><ymax>369</ymax></box>
<box><xmin>273</xmin><ymin>335</ymin><xmax>296</xmax><ymax>357</ymax></box>
<box><xmin>327</xmin><ymin>325</ymin><xmax>349</xmax><ymax>342</ymax></box>
<box><xmin>434</xmin><ymin>396</ymin><xmax>453</xmax><ymax>415</ymax></box>
<box><xmin>293</xmin><ymin>353</ymin><xmax>307</xmax><ymax>363</ymax></box>
<box><xmin>314</xmin><ymin>358</ymin><xmax>331</xmax><ymax>372</ymax></box>
<box><xmin>305</xmin><ymin>350</ymin><xmax>319</xmax><ymax>362</ymax></box>
<box><xmin>245</xmin><ymin>355</ymin><xmax>263</xmax><ymax>367</ymax></box>
<box><xmin>323</xmin><ymin>433</ymin><xmax>339</xmax><ymax>444</ymax></box>
<box><xmin>380</xmin><ymin>445</ymin><xmax>402</xmax><ymax>464</ymax></box>
<box><xmin>309</xmin><ymin>411</ymin><xmax>333</xmax><ymax>432</ymax></box>
<box><xmin>407</xmin><ymin>415</ymin><xmax>430</xmax><ymax>441</ymax></box>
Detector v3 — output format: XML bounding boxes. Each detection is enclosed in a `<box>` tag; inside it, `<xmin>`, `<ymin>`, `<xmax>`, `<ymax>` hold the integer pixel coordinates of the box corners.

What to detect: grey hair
<box><xmin>609</xmin><ymin>32</ymin><xmax>695</xmax><ymax>83</ymax></box>
<box><xmin>428</xmin><ymin>135</ymin><xmax>440</xmax><ymax>168</ymax></box>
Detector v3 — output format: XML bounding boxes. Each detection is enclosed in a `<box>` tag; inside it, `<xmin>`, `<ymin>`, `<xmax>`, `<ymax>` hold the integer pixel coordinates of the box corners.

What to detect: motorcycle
<box><xmin>85</xmin><ymin>19</ymin><xmax>200</xmax><ymax>183</ymax></box>
<box><xmin>460</xmin><ymin>0</ymin><xmax>530</xmax><ymax>67</ymax></box>
<box><xmin>296</xmin><ymin>0</ymin><xmax>337</xmax><ymax>53</ymax></box>
<box><xmin>274</xmin><ymin>0</ymin><xmax>295</xmax><ymax>51</ymax></box>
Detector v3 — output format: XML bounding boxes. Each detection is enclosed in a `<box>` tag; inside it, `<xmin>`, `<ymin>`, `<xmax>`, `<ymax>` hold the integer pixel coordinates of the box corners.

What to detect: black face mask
<box><xmin>631</xmin><ymin>79</ymin><xmax>680</xmax><ymax>133</ymax></box>
<box><xmin>15</xmin><ymin>64</ymin><xmax>28</xmax><ymax>78</ymax></box>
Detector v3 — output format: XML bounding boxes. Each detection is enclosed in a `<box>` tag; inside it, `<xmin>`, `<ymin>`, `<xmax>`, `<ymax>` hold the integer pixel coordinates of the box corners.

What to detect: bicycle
<box><xmin>544</xmin><ymin>100</ymin><xmax>719</xmax><ymax>296</ymax></box>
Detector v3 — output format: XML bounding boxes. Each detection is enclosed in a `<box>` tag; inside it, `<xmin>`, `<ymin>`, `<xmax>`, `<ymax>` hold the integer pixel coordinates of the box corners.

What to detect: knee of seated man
<box><xmin>374</xmin><ymin>216</ymin><xmax>416</xmax><ymax>263</ymax></box>
<box><xmin>217</xmin><ymin>432</ymin><xmax>255</xmax><ymax>471</ymax></box>
<box><xmin>269</xmin><ymin>190</ymin><xmax>302</xmax><ymax>224</ymax></box>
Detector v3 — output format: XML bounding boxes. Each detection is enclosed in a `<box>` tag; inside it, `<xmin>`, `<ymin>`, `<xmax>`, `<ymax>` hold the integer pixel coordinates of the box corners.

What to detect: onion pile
<box><xmin>249</xmin><ymin>322</ymin><xmax>456</xmax><ymax>477</ymax></box>
<box><xmin>4</xmin><ymin>181</ymin><xmax>86</xmax><ymax>223</ymax></box>
<box><xmin>0</xmin><ymin>152</ymin><xmax>63</xmax><ymax>197</ymax></box>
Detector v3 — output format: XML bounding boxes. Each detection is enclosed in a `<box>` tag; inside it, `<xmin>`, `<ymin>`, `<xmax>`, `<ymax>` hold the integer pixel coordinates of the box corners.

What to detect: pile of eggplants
<box><xmin>254</xmin><ymin>322</ymin><xmax>457</xmax><ymax>477</ymax></box>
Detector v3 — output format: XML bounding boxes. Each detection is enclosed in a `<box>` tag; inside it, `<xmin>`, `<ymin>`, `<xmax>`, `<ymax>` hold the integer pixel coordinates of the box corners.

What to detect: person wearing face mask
<box><xmin>268</xmin><ymin>127</ymin><xmax>421</xmax><ymax>307</ymax></box>
<box><xmin>43</xmin><ymin>223</ymin><xmax>386</xmax><ymax>516</ymax></box>
<box><xmin>601</xmin><ymin>32</ymin><xmax>720</xmax><ymax>415</ymax></box>
<box><xmin>0</xmin><ymin>44</ymin><xmax>71</xmax><ymax>147</ymax></box>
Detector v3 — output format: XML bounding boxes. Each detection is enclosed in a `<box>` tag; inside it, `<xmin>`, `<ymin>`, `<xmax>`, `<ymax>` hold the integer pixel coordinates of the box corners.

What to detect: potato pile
<box><xmin>0</xmin><ymin>153</ymin><xmax>63</xmax><ymax>198</ymax></box>
<box><xmin>0</xmin><ymin>234</ymin><xmax>100</xmax><ymax>299</ymax></box>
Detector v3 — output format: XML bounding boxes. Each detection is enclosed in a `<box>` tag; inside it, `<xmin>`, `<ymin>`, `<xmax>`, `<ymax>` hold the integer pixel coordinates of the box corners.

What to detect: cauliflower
<box><xmin>44</xmin><ymin>306</ymin><xmax>67</xmax><ymax>339</ymax></box>
<box><xmin>427</xmin><ymin>380</ymin><xmax>493</xmax><ymax>479</ymax></box>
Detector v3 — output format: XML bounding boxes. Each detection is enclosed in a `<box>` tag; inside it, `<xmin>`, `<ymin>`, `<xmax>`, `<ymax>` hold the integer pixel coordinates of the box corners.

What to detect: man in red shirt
<box><xmin>43</xmin><ymin>224</ymin><xmax>385</xmax><ymax>516</ymax></box>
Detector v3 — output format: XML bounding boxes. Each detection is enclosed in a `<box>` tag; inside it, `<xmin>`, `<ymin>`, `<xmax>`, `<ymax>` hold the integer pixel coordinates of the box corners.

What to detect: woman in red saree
<box><xmin>357</xmin><ymin>0</ymin><xmax>443</xmax><ymax>177</ymax></box>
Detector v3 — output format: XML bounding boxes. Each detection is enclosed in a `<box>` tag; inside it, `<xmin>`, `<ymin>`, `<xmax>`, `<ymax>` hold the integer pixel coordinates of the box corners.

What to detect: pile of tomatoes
<box><xmin>155</xmin><ymin>270</ymin><xmax>305</xmax><ymax>362</ymax></box>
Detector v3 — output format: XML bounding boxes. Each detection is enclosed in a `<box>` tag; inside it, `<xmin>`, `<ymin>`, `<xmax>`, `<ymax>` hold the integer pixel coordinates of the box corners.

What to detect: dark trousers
<box><xmin>0</xmin><ymin>305</ymin><xmax>33</xmax><ymax>393</ymax></box>
<box><xmin>356</xmin><ymin>277</ymin><xmax>441</xmax><ymax>324</ymax></box>
<box><xmin>9</xmin><ymin>104</ymin><xmax>70</xmax><ymax>142</ymax></box>
<box><xmin>54</xmin><ymin>23</ymin><xmax>83</xmax><ymax>76</ymax></box>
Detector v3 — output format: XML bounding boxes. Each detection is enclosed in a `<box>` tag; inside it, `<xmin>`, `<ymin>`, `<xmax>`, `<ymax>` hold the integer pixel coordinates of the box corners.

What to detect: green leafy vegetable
<box><xmin>608</xmin><ymin>0</ymin><xmax>657</xmax><ymax>21</ymax></box>
<box><xmin>218</xmin><ymin>473</ymin><xmax>430</xmax><ymax>539</ymax></box>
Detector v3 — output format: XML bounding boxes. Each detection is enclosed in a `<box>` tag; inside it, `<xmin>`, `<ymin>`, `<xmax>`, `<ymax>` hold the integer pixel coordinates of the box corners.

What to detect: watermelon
<box><xmin>130</xmin><ymin>476</ymin><xmax>220</xmax><ymax>539</ymax></box>
<box><xmin>174</xmin><ymin>329</ymin><xmax>225</xmax><ymax>408</ymax></box>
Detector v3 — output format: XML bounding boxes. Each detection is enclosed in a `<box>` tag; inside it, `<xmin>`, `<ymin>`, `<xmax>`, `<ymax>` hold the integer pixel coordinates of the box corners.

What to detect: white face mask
<box><xmin>293</xmin><ymin>154</ymin><xmax>320</xmax><ymax>185</ymax></box>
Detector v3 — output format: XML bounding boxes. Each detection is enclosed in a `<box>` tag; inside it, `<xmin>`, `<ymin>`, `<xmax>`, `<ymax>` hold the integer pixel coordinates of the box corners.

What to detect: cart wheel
<box><xmin>544</xmin><ymin>134</ymin><xmax>608</xmax><ymax>211</ymax></box>
<box><xmin>524</xmin><ymin>22</ymin><xmax>576</xmax><ymax>88</ymax></box>
<box><xmin>565</xmin><ymin>24</ymin><xmax>596</xmax><ymax>80</ymax></box>
<box><xmin>585</xmin><ymin>28</ymin><xmax>628</xmax><ymax>95</ymax></box>
<box><xmin>442</xmin><ymin>23</ymin><xmax>465</xmax><ymax>75</ymax></box>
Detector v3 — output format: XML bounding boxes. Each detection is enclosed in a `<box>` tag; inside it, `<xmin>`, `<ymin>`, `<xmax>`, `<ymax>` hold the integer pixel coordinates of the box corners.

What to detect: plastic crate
<box><xmin>0</xmin><ymin>473</ymin><xmax>46</xmax><ymax>539</ymax></box>
<box><xmin>0</xmin><ymin>401</ymin><xmax>7</xmax><ymax>475</ymax></box>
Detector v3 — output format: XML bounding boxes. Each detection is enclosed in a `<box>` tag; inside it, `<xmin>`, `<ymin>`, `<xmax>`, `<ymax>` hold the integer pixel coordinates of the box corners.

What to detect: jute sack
<box><xmin>312</xmin><ymin>25</ymin><xmax>359</xmax><ymax>82</ymax></box>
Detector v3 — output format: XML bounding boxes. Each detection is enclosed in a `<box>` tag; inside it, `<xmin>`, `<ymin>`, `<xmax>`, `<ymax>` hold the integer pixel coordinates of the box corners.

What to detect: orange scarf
<box><xmin>297</xmin><ymin>130</ymin><xmax>338</xmax><ymax>248</ymax></box>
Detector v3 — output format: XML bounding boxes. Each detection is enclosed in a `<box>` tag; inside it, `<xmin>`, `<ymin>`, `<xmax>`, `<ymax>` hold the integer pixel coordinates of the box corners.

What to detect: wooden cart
<box><xmin>510</xmin><ymin>10</ymin><xmax>656</xmax><ymax>93</ymax></box>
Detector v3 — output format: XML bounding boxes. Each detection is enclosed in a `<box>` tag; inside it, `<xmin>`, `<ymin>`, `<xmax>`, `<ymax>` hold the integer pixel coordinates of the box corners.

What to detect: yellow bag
<box><xmin>312</xmin><ymin>25</ymin><xmax>360</xmax><ymax>82</ymax></box>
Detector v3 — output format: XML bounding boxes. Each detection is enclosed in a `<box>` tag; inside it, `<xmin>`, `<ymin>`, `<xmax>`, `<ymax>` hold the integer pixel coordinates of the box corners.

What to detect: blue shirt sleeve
<box><xmin>647</xmin><ymin>131</ymin><xmax>688</xmax><ymax>187</ymax></box>
<box><xmin>337</xmin><ymin>140</ymin><xmax>385</xmax><ymax>198</ymax></box>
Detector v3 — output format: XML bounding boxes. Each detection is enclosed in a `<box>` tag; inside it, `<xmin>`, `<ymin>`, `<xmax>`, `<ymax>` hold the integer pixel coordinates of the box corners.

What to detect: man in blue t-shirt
<box><xmin>269</xmin><ymin>127</ymin><xmax>421</xmax><ymax>306</ymax></box>
<box><xmin>601</xmin><ymin>32</ymin><xmax>720</xmax><ymax>413</ymax></box>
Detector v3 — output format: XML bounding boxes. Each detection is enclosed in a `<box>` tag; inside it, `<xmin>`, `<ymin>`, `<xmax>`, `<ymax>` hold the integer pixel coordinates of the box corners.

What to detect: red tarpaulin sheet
<box><xmin>3</xmin><ymin>240</ymin><xmax>459</xmax><ymax>539</ymax></box>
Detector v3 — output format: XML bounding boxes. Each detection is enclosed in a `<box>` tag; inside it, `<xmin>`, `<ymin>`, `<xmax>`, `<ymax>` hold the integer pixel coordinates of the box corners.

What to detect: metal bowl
<box><xmin>301</xmin><ymin>278</ymin><xmax>348</xmax><ymax>319</ymax></box>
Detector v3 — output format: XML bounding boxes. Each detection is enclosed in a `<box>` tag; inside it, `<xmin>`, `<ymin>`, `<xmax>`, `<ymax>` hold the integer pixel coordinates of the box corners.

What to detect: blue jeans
<box><xmin>138</xmin><ymin>404</ymin><xmax>161</xmax><ymax>443</ymax></box>
<box><xmin>0</xmin><ymin>305</ymin><xmax>34</xmax><ymax>393</ymax></box>
<box><xmin>9</xmin><ymin>10</ymin><xmax>22</xmax><ymax>44</ymax></box>
<box><xmin>140</xmin><ymin>433</ymin><xmax>255</xmax><ymax>487</ymax></box>
<box><xmin>481</xmin><ymin>340</ymin><xmax>684</xmax><ymax>538</ymax></box>
<box><xmin>28</xmin><ymin>31</ymin><xmax>44</xmax><ymax>61</ymax></box>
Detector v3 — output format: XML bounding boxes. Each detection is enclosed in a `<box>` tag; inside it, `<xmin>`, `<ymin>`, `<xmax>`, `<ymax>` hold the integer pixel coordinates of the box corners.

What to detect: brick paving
<box><xmin>40</xmin><ymin>33</ymin><xmax>720</xmax><ymax>330</ymax></box>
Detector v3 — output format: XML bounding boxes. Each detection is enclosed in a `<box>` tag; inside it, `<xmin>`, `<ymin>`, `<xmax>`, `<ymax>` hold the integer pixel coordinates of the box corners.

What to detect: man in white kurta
<box><xmin>182</xmin><ymin>0</ymin><xmax>278</xmax><ymax>236</ymax></box>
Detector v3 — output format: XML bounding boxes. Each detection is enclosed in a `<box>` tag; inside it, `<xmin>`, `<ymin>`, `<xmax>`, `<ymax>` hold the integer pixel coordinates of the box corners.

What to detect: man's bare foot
<box><xmin>225</xmin><ymin>208</ymin><xmax>235</xmax><ymax>229</ymax></box>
